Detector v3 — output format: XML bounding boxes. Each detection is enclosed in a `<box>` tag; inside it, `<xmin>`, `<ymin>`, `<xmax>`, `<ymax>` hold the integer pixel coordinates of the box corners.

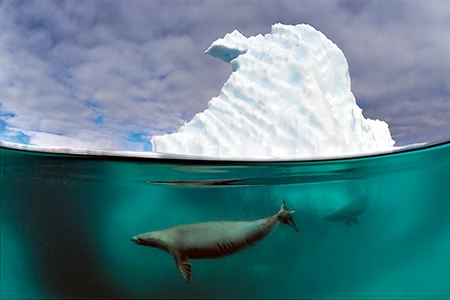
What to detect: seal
<box><xmin>323</xmin><ymin>195</ymin><xmax>368</xmax><ymax>226</ymax></box>
<box><xmin>131</xmin><ymin>200</ymin><xmax>298</xmax><ymax>283</ymax></box>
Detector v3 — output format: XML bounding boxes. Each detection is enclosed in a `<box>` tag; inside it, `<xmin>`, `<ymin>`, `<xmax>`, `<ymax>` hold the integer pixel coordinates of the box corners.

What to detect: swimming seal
<box><xmin>131</xmin><ymin>200</ymin><xmax>298</xmax><ymax>282</ymax></box>
<box><xmin>324</xmin><ymin>195</ymin><xmax>368</xmax><ymax>226</ymax></box>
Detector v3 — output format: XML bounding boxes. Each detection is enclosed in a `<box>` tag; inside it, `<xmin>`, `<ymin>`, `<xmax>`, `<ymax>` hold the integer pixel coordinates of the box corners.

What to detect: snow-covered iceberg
<box><xmin>151</xmin><ymin>23</ymin><xmax>395</xmax><ymax>158</ymax></box>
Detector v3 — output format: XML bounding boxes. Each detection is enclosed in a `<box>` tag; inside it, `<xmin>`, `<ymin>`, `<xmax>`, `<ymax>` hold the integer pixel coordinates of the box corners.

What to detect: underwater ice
<box><xmin>151</xmin><ymin>23</ymin><xmax>395</xmax><ymax>158</ymax></box>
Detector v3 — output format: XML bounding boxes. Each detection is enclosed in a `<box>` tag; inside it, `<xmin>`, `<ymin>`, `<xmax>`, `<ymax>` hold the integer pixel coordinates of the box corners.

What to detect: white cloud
<box><xmin>18</xmin><ymin>130</ymin><xmax>148</xmax><ymax>151</ymax></box>
<box><xmin>0</xmin><ymin>0</ymin><xmax>449</xmax><ymax>150</ymax></box>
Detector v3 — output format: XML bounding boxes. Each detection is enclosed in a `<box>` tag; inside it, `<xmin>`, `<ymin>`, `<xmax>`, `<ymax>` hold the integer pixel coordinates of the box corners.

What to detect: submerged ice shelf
<box><xmin>151</xmin><ymin>23</ymin><xmax>395</xmax><ymax>159</ymax></box>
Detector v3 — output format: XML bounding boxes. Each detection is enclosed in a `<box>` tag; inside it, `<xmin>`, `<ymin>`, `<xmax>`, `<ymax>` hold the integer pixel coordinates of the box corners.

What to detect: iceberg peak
<box><xmin>205</xmin><ymin>29</ymin><xmax>249</xmax><ymax>63</ymax></box>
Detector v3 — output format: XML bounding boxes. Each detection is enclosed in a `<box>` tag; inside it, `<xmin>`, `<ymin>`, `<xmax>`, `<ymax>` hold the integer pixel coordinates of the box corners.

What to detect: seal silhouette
<box><xmin>131</xmin><ymin>200</ymin><xmax>299</xmax><ymax>282</ymax></box>
<box><xmin>323</xmin><ymin>195</ymin><xmax>368</xmax><ymax>226</ymax></box>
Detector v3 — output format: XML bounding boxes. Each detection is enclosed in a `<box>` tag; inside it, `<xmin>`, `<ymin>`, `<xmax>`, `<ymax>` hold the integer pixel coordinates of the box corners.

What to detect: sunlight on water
<box><xmin>1</xmin><ymin>142</ymin><xmax>449</xmax><ymax>299</ymax></box>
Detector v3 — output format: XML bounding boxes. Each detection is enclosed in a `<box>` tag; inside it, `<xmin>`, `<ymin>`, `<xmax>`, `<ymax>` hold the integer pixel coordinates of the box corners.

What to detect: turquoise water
<box><xmin>1</xmin><ymin>142</ymin><xmax>449</xmax><ymax>299</ymax></box>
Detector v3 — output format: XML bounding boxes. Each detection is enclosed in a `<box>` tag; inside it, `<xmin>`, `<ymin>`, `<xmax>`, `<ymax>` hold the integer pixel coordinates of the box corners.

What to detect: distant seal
<box><xmin>131</xmin><ymin>200</ymin><xmax>299</xmax><ymax>283</ymax></box>
<box><xmin>324</xmin><ymin>195</ymin><xmax>368</xmax><ymax>226</ymax></box>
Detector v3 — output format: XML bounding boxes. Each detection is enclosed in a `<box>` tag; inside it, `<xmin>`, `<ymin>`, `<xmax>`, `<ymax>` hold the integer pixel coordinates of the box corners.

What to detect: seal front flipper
<box><xmin>174</xmin><ymin>252</ymin><xmax>192</xmax><ymax>283</ymax></box>
<box><xmin>349</xmin><ymin>216</ymin><xmax>360</xmax><ymax>225</ymax></box>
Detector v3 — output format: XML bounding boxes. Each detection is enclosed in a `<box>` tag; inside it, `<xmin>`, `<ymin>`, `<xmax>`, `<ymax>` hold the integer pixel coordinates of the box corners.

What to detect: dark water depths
<box><xmin>1</xmin><ymin>142</ymin><xmax>449</xmax><ymax>299</ymax></box>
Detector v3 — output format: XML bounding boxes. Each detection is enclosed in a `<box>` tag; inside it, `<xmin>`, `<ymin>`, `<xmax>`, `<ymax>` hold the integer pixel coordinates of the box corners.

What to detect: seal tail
<box><xmin>278</xmin><ymin>200</ymin><xmax>299</xmax><ymax>233</ymax></box>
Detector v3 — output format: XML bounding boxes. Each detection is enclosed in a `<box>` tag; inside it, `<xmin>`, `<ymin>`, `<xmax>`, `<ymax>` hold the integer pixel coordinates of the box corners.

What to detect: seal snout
<box><xmin>131</xmin><ymin>236</ymin><xmax>141</xmax><ymax>244</ymax></box>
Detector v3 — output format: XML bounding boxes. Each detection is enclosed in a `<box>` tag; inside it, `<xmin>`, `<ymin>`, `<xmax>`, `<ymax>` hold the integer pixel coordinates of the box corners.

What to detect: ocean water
<box><xmin>1</xmin><ymin>142</ymin><xmax>449</xmax><ymax>299</ymax></box>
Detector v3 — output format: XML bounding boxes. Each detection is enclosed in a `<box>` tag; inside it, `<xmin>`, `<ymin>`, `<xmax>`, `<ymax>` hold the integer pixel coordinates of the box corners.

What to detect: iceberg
<box><xmin>151</xmin><ymin>23</ymin><xmax>395</xmax><ymax>158</ymax></box>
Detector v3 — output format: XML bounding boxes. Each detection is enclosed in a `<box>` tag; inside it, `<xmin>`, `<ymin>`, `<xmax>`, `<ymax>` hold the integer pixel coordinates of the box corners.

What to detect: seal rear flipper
<box><xmin>174</xmin><ymin>252</ymin><xmax>192</xmax><ymax>283</ymax></box>
<box><xmin>278</xmin><ymin>200</ymin><xmax>299</xmax><ymax>233</ymax></box>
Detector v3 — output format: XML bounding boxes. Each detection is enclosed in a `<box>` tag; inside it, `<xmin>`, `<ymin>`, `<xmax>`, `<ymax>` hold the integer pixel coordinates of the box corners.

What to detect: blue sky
<box><xmin>0</xmin><ymin>0</ymin><xmax>449</xmax><ymax>151</ymax></box>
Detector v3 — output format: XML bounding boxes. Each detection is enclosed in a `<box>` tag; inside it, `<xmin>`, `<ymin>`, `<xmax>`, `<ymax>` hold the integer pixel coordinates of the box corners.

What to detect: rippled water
<box><xmin>1</xmin><ymin>142</ymin><xmax>449</xmax><ymax>299</ymax></box>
